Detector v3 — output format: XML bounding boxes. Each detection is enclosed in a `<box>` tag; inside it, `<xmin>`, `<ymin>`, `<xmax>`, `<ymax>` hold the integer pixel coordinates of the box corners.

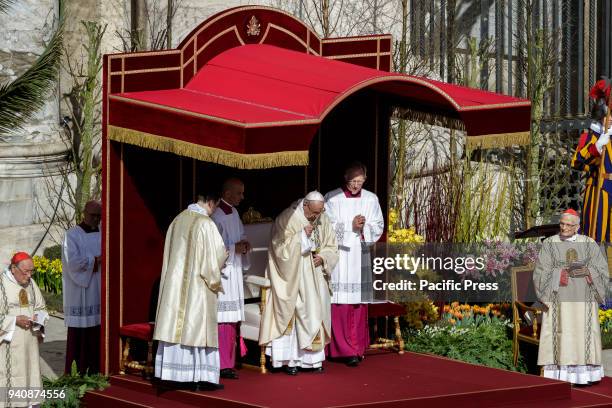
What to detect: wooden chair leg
<box><xmin>394</xmin><ymin>317</ymin><xmax>404</xmax><ymax>354</ymax></box>
<box><xmin>370</xmin><ymin>320</ymin><xmax>378</xmax><ymax>348</ymax></box>
<box><xmin>260</xmin><ymin>345</ymin><xmax>267</xmax><ymax>374</ymax></box>
<box><xmin>259</xmin><ymin>287</ymin><xmax>268</xmax><ymax>374</ymax></box>
<box><xmin>144</xmin><ymin>340</ymin><xmax>154</xmax><ymax>379</ymax></box>
<box><xmin>512</xmin><ymin>329</ymin><xmax>519</xmax><ymax>367</ymax></box>
<box><xmin>120</xmin><ymin>338</ymin><xmax>130</xmax><ymax>375</ymax></box>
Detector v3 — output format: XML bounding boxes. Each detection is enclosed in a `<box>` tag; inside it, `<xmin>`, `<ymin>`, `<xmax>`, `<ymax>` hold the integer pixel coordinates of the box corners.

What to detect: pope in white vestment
<box><xmin>324</xmin><ymin>162</ymin><xmax>384</xmax><ymax>365</ymax></box>
<box><xmin>259</xmin><ymin>192</ymin><xmax>338</xmax><ymax>375</ymax></box>
<box><xmin>153</xmin><ymin>195</ymin><xmax>227</xmax><ymax>387</ymax></box>
<box><xmin>211</xmin><ymin>178</ymin><xmax>251</xmax><ymax>379</ymax></box>
<box><xmin>0</xmin><ymin>252</ymin><xmax>49</xmax><ymax>408</ymax></box>
<box><xmin>534</xmin><ymin>210</ymin><xmax>609</xmax><ymax>385</ymax></box>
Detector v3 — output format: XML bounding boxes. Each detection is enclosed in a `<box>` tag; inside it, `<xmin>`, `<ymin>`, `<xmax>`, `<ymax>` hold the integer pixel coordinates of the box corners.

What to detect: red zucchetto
<box><xmin>11</xmin><ymin>251</ymin><xmax>31</xmax><ymax>265</ymax></box>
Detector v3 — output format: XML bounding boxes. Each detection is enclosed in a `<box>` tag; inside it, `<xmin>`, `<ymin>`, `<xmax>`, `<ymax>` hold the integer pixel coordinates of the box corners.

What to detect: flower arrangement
<box><xmin>461</xmin><ymin>240</ymin><xmax>540</xmax><ymax>281</ymax></box>
<box><xmin>599</xmin><ymin>309</ymin><xmax>612</xmax><ymax>334</ymax></box>
<box><xmin>483</xmin><ymin>240</ymin><xmax>539</xmax><ymax>276</ymax></box>
<box><xmin>401</xmin><ymin>300</ymin><xmax>439</xmax><ymax>329</ymax></box>
<box><xmin>599</xmin><ymin>307</ymin><xmax>612</xmax><ymax>349</ymax></box>
<box><xmin>32</xmin><ymin>255</ymin><xmax>63</xmax><ymax>295</ymax></box>
<box><xmin>441</xmin><ymin>301</ymin><xmax>510</xmax><ymax>326</ymax></box>
<box><xmin>387</xmin><ymin>209</ymin><xmax>425</xmax><ymax>243</ymax></box>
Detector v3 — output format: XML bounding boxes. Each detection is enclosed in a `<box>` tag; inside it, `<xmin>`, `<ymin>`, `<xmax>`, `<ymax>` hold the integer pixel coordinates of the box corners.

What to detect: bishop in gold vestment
<box><xmin>0</xmin><ymin>252</ymin><xmax>49</xmax><ymax>408</ymax></box>
<box><xmin>534</xmin><ymin>210</ymin><xmax>609</xmax><ymax>384</ymax></box>
<box><xmin>259</xmin><ymin>192</ymin><xmax>338</xmax><ymax>375</ymax></box>
<box><xmin>153</xmin><ymin>195</ymin><xmax>227</xmax><ymax>385</ymax></box>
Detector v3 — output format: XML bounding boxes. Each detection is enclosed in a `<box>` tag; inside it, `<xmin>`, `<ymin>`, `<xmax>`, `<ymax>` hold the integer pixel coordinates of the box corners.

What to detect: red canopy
<box><xmin>108</xmin><ymin>44</ymin><xmax>530</xmax><ymax>169</ymax></box>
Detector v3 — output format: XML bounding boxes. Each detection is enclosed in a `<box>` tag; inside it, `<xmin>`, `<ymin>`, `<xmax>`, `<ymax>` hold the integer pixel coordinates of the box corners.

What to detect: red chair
<box><xmin>119</xmin><ymin>322</ymin><xmax>155</xmax><ymax>378</ymax></box>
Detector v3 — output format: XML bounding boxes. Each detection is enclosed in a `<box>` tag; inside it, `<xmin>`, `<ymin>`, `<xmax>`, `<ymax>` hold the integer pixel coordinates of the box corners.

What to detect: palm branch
<box><xmin>0</xmin><ymin>9</ymin><xmax>64</xmax><ymax>134</ymax></box>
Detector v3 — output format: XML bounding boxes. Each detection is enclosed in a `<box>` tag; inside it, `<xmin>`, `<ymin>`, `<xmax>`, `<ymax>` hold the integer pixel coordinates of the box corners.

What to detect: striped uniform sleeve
<box><xmin>571</xmin><ymin>130</ymin><xmax>601</xmax><ymax>173</ymax></box>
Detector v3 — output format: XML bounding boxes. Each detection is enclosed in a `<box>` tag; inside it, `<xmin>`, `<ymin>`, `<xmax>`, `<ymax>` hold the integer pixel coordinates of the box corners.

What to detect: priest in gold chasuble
<box><xmin>0</xmin><ymin>252</ymin><xmax>49</xmax><ymax>408</ymax></box>
<box><xmin>534</xmin><ymin>209</ymin><xmax>609</xmax><ymax>385</ymax></box>
<box><xmin>259</xmin><ymin>192</ymin><xmax>339</xmax><ymax>375</ymax></box>
<box><xmin>153</xmin><ymin>192</ymin><xmax>228</xmax><ymax>387</ymax></box>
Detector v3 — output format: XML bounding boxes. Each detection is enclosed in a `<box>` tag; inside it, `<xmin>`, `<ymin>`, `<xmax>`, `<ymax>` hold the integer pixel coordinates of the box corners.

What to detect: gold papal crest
<box><xmin>246</xmin><ymin>16</ymin><xmax>261</xmax><ymax>37</ymax></box>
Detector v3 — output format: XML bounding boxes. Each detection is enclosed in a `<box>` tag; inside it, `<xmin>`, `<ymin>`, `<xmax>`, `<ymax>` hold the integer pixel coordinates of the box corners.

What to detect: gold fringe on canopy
<box><xmin>394</xmin><ymin>107</ymin><xmax>530</xmax><ymax>149</ymax></box>
<box><xmin>393</xmin><ymin>107</ymin><xmax>466</xmax><ymax>131</ymax></box>
<box><xmin>465</xmin><ymin>131</ymin><xmax>530</xmax><ymax>150</ymax></box>
<box><xmin>108</xmin><ymin>125</ymin><xmax>309</xmax><ymax>169</ymax></box>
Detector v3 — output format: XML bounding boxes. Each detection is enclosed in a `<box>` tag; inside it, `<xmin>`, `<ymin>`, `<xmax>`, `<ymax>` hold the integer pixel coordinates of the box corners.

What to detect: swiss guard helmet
<box><xmin>589</xmin><ymin>76</ymin><xmax>611</xmax><ymax>121</ymax></box>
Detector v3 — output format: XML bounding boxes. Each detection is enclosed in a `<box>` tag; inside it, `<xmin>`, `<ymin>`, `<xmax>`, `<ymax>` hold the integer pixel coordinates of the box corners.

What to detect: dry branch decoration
<box><xmin>38</xmin><ymin>21</ymin><xmax>106</xmax><ymax>242</ymax></box>
<box><xmin>114</xmin><ymin>0</ymin><xmax>183</xmax><ymax>52</ymax></box>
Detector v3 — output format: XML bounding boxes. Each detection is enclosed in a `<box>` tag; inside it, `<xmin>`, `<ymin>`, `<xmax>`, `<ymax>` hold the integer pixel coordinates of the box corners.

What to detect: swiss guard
<box><xmin>571</xmin><ymin>77</ymin><xmax>612</xmax><ymax>243</ymax></box>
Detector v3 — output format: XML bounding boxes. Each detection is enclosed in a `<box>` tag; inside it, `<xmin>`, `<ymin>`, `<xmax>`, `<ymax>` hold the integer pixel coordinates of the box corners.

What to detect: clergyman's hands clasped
<box><xmin>352</xmin><ymin>215</ymin><xmax>365</xmax><ymax>231</ymax></box>
<box><xmin>16</xmin><ymin>315</ymin><xmax>32</xmax><ymax>330</ymax></box>
<box><xmin>313</xmin><ymin>254</ymin><xmax>324</xmax><ymax>267</ymax></box>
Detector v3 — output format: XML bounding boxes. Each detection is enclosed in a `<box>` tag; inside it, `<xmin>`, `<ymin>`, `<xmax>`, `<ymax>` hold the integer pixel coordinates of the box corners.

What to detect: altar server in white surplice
<box><xmin>324</xmin><ymin>162</ymin><xmax>384</xmax><ymax>366</ymax></box>
<box><xmin>62</xmin><ymin>200</ymin><xmax>102</xmax><ymax>375</ymax></box>
<box><xmin>211</xmin><ymin>178</ymin><xmax>251</xmax><ymax>380</ymax></box>
<box><xmin>153</xmin><ymin>192</ymin><xmax>227</xmax><ymax>390</ymax></box>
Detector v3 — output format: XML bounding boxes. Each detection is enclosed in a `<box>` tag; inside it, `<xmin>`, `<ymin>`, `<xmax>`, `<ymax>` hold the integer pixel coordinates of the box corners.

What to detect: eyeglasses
<box><xmin>347</xmin><ymin>178</ymin><xmax>366</xmax><ymax>185</ymax></box>
<box><xmin>14</xmin><ymin>265</ymin><xmax>34</xmax><ymax>275</ymax></box>
<box><xmin>559</xmin><ymin>222</ymin><xmax>578</xmax><ymax>227</ymax></box>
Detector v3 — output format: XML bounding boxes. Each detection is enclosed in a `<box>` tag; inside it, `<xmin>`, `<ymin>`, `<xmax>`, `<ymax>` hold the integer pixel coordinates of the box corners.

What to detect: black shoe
<box><xmin>312</xmin><ymin>366</ymin><xmax>324</xmax><ymax>374</ymax></box>
<box><xmin>197</xmin><ymin>381</ymin><xmax>224</xmax><ymax>391</ymax></box>
<box><xmin>285</xmin><ymin>366</ymin><xmax>298</xmax><ymax>376</ymax></box>
<box><xmin>346</xmin><ymin>356</ymin><xmax>360</xmax><ymax>367</ymax></box>
<box><xmin>220</xmin><ymin>368</ymin><xmax>239</xmax><ymax>380</ymax></box>
<box><xmin>159</xmin><ymin>380</ymin><xmax>197</xmax><ymax>391</ymax></box>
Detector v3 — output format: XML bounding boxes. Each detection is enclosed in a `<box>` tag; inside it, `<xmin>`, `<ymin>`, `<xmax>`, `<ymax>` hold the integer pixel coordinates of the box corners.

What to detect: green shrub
<box><xmin>42</xmin><ymin>361</ymin><xmax>109</xmax><ymax>408</ymax></box>
<box><xmin>43</xmin><ymin>245</ymin><xmax>62</xmax><ymax>261</ymax></box>
<box><xmin>405</xmin><ymin>318</ymin><xmax>527</xmax><ymax>373</ymax></box>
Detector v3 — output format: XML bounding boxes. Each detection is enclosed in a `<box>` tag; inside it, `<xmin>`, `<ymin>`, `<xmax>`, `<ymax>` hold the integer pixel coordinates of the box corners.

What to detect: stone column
<box><xmin>0</xmin><ymin>0</ymin><xmax>67</xmax><ymax>262</ymax></box>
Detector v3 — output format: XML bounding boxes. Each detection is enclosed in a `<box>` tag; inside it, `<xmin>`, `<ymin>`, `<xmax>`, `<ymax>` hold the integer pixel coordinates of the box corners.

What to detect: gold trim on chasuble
<box><xmin>284</xmin><ymin>316</ymin><xmax>294</xmax><ymax>335</ymax></box>
<box><xmin>173</xmin><ymin>220</ymin><xmax>198</xmax><ymax>343</ymax></box>
<box><xmin>108</xmin><ymin>126</ymin><xmax>309</xmax><ymax>169</ymax></box>
<box><xmin>18</xmin><ymin>289</ymin><xmax>28</xmax><ymax>307</ymax></box>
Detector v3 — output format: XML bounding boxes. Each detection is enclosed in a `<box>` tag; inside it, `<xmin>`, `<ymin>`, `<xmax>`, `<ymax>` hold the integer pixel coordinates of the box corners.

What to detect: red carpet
<box><xmin>84</xmin><ymin>352</ymin><xmax>612</xmax><ymax>407</ymax></box>
<box><xmin>589</xmin><ymin>376</ymin><xmax>612</xmax><ymax>396</ymax></box>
